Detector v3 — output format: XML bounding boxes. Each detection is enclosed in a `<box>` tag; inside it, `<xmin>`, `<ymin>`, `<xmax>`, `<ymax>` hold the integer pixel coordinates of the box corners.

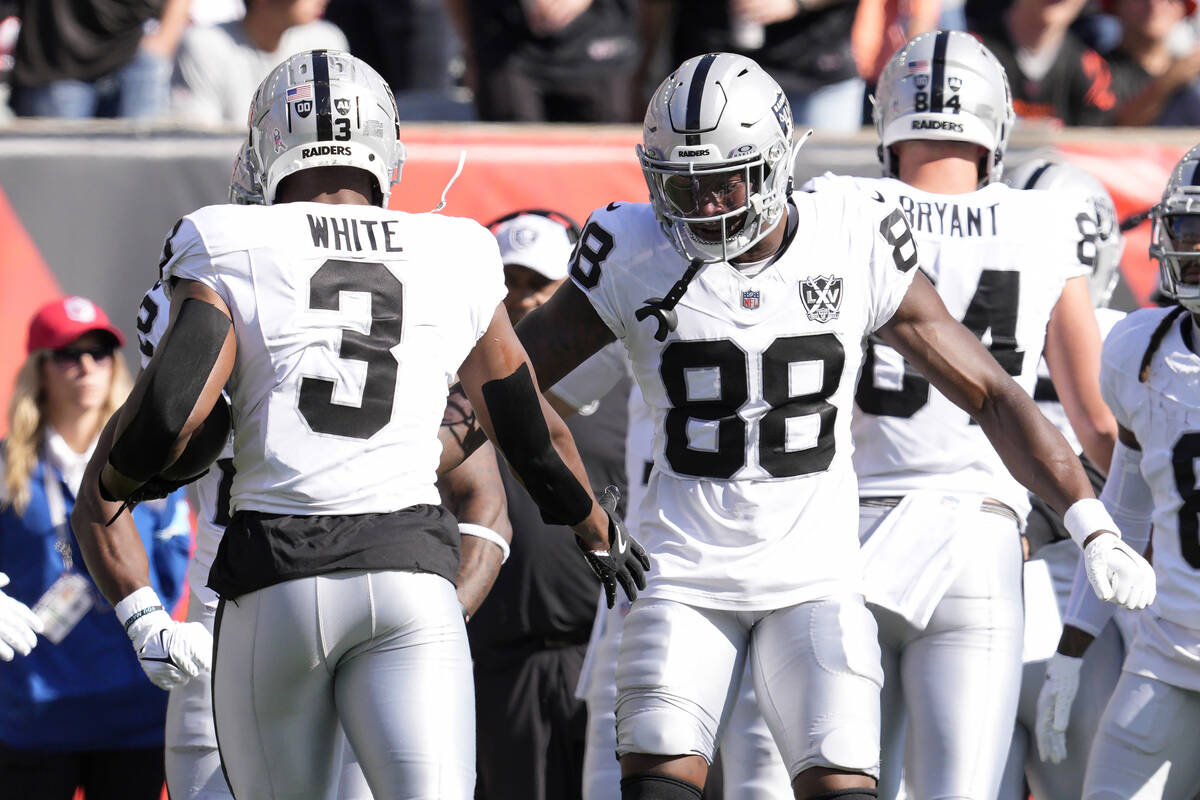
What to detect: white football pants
<box><xmin>212</xmin><ymin>570</ymin><xmax>474</xmax><ymax>800</ymax></box>
<box><xmin>613</xmin><ymin>594</ymin><xmax>883</xmax><ymax>781</ymax></box>
<box><xmin>581</xmin><ymin>593</ymin><xmax>791</xmax><ymax>800</ymax></box>
<box><xmin>1084</xmin><ymin>671</ymin><xmax>1200</xmax><ymax>797</ymax></box>
<box><xmin>860</xmin><ymin>503</ymin><xmax>1024</xmax><ymax>800</ymax></box>
<box><xmin>998</xmin><ymin>539</ymin><xmax>1127</xmax><ymax>800</ymax></box>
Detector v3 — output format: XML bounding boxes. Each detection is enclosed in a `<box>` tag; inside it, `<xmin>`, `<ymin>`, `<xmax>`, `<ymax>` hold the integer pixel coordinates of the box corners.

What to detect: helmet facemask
<box><xmin>1153</xmin><ymin>210</ymin><xmax>1200</xmax><ymax>312</ymax></box>
<box><xmin>640</xmin><ymin>143</ymin><xmax>792</xmax><ymax>263</ymax></box>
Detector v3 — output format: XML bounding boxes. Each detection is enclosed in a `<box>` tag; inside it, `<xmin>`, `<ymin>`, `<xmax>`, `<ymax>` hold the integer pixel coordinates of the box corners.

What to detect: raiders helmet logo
<box><xmin>914</xmin><ymin>74</ymin><xmax>929</xmax><ymax>90</ymax></box>
<box><xmin>948</xmin><ymin>76</ymin><xmax>962</xmax><ymax>92</ymax></box>
<box><xmin>334</xmin><ymin>98</ymin><xmax>351</xmax><ymax>116</ymax></box>
<box><xmin>294</xmin><ymin>99</ymin><xmax>313</xmax><ymax>118</ymax></box>
<box><xmin>800</xmin><ymin>275</ymin><xmax>843</xmax><ymax>323</ymax></box>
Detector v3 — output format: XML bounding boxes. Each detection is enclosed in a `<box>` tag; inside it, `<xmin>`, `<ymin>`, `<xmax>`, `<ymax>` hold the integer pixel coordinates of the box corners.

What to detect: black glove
<box><xmin>576</xmin><ymin>487</ymin><xmax>651</xmax><ymax>608</ymax></box>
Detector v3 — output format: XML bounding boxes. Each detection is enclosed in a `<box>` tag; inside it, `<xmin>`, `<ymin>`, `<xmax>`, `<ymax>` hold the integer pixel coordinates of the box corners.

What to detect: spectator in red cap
<box><xmin>0</xmin><ymin>296</ymin><xmax>191</xmax><ymax>800</ymax></box>
<box><xmin>1106</xmin><ymin>0</ymin><xmax>1200</xmax><ymax>124</ymax></box>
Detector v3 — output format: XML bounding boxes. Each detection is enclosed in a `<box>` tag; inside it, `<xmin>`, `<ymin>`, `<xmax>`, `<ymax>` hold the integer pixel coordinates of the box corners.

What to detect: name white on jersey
<box><xmin>807</xmin><ymin>175</ymin><xmax>1091</xmax><ymax>516</ymax></box>
<box><xmin>162</xmin><ymin>202</ymin><xmax>505</xmax><ymax>516</ymax></box>
<box><xmin>571</xmin><ymin>189</ymin><xmax>917</xmax><ymax>609</ymax></box>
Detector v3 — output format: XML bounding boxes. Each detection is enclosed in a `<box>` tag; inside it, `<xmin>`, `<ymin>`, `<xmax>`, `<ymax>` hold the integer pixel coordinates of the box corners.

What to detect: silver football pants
<box><xmin>1084</xmin><ymin>671</ymin><xmax>1200</xmax><ymax>800</ymax></box>
<box><xmin>860</xmin><ymin>503</ymin><xmax>1024</xmax><ymax>800</ymax></box>
<box><xmin>582</xmin><ymin>594</ymin><xmax>791</xmax><ymax>800</ymax></box>
<box><xmin>614</xmin><ymin>594</ymin><xmax>883</xmax><ymax>780</ymax></box>
<box><xmin>212</xmin><ymin>570</ymin><xmax>474</xmax><ymax>800</ymax></box>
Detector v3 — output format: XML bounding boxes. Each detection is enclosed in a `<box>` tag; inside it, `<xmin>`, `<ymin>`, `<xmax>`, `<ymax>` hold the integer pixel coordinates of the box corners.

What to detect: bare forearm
<box><xmin>975</xmin><ymin>378</ymin><xmax>1094</xmax><ymax>513</ymax></box>
<box><xmin>70</xmin><ymin>415</ymin><xmax>153</xmax><ymax>604</ymax></box>
<box><xmin>455</xmin><ymin>538</ymin><xmax>503</xmax><ymax>618</ymax></box>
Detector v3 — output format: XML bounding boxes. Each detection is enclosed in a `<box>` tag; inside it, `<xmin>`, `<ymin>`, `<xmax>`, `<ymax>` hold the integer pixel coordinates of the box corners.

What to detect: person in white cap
<box><xmin>491</xmin><ymin>209</ymin><xmax>579</xmax><ymax>325</ymax></box>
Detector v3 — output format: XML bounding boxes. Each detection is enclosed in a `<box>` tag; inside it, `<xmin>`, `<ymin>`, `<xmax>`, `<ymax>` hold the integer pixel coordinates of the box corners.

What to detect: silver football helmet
<box><xmin>874</xmin><ymin>30</ymin><xmax>1014</xmax><ymax>185</ymax></box>
<box><xmin>1150</xmin><ymin>143</ymin><xmax>1200</xmax><ymax>312</ymax></box>
<box><xmin>1005</xmin><ymin>157</ymin><xmax>1124</xmax><ymax>307</ymax></box>
<box><xmin>229</xmin><ymin>139</ymin><xmax>263</xmax><ymax>205</ymax></box>
<box><xmin>248</xmin><ymin>50</ymin><xmax>405</xmax><ymax>205</ymax></box>
<box><xmin>638</xmin><ymin>52</ymin><xmax>806</xmax><ymax>263</ymax></box>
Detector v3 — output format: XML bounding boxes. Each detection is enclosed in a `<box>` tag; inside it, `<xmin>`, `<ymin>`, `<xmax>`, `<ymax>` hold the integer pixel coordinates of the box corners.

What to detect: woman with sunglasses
<box><xmin>0</xmin><ymin>296</ymin><xmax>191</xmax><ymax>800</ymax></box>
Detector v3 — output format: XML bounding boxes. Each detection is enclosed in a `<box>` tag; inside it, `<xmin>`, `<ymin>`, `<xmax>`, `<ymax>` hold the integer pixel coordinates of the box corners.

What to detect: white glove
<box><xmin>1035</xmin><ymin>653</ymin><xmax>1083</xmax><ymax>764</ymax></box>
<box><xmin>1083</xmin><ymin>532</ymin><xmax>1156</xmax><ymax>610</ymax></box>
<box><xmin>0</xmin><ymin>572</ymin><xmax>43</xmax><ymax>660</ymax></box>
<box><xmin>116</xmin><ymin>587</ymin><xmax>212</xmax><ymax>690</ymax></box>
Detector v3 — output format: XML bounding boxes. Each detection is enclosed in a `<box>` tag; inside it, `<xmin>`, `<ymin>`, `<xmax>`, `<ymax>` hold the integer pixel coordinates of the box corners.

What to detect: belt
<box><xmin>860</xmin><ymin>495</ymin><xmax>1021</xmax><ymax>527</ymax></box>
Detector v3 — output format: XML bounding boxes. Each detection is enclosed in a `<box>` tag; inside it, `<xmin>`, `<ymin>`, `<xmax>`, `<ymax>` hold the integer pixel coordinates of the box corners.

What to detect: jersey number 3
<box><xmin>660</xmin><ymin>334</ymin><xmax>845</xmax><ymax>479</ymax></box>
<box><xmin>299</xmin><ymin>259</ymin><xmax>404</xmax><ymax>439</ymax></box>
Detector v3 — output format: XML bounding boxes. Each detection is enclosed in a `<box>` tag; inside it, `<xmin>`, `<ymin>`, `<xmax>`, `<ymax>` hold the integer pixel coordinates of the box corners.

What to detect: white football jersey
<box><xmin>136</xmin><ymin>280</ymin><xmax>230</xmax><ymax>606</ymax></box>
<box><xmin>163</xmin><ymin>202</ymin><xmax>505</xmax><ymax>516</ymax></box>
<box><xmin>805</xmin><ymin>175</ymin><xmax>1091</xmax><ymax>517</ymax></box>
<box><xmin>1101</xmin><ymin>308</ymin><xmax>1200</xmax><ymax>636</ymax></box>
<box><xmin>572</xmin><ymin>188</ymin><xmax>917</xmax><ymax>609</ymax></box>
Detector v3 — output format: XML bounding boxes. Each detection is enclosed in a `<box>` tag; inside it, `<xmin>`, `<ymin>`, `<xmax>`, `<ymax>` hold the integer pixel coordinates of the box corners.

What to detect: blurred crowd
<box><xmin>1</xmin><ymin>0</ymin><xmax>1200</xmax><ymax>129</ymax></box>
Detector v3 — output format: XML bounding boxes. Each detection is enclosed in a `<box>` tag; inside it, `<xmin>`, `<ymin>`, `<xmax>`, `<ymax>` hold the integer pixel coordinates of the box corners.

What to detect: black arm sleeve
<box><xmin>108</xmin><ymin>298</ymin><xmax>231</xmax><ymax>482</ymax></box>
<box><xmin>481</xmin><ymin>363</ymin><xmax>594</xmax><ymax>526</ymax></box>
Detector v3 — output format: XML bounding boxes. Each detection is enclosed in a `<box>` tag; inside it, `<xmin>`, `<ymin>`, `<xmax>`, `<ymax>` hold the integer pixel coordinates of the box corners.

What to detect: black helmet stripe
<box><xmin>930</xmin><ymin>31</ymin><xmax>950</xmax><ymax>113</ymax></box>
<box><xmin>684</xmin><ymin>53</ymin><xmax>718</xmax><ymax>145</ymax></box>
<box><xmin>1022</xmin><ymin>162</ymin><xmax>1053</xmax><ymax>190</ymax></box>
<box><xmin>313</xmin><ymin>49</ymin><xmax>332</xmax><ymax>142</ymax></box>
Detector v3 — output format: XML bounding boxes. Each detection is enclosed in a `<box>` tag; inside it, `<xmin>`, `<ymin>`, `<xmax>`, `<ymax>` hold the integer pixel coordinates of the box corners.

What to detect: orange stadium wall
<box><xmin>0</xmin><ymin>125</ymin><xmax>1191</xmax><ymax>439</ymax></box>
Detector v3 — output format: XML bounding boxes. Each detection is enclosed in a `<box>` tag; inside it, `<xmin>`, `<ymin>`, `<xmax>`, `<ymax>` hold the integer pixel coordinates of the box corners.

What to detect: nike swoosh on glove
<box><xmin>127</xmin><ymin>609</ymin><xmax>213</xmax><ymax>690</ymax></box>
<box><xmin>1035</xmin><ymin>653</ymin><xmax>1083</xmax><ymax>764</ymax></box>
<box><xmin>576</xmin><ymin>486</ymin><xmax>651</xmax><ymax>608</ymax></box>
<box><xmin>1083</xmin><ymin>532</ymin><xmax>1156</xmax><ymax>610</ymax></box>
<box><xmin>0</xmin><ymin>572</ymin><xmax>43</xmax><ymax>661</ymax></box>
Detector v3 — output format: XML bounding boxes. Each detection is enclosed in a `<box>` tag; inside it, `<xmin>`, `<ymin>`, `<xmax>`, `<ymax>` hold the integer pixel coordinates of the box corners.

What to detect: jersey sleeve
<box><xmin>549</xmin><ymin>340</ymin><xmax>629</xmax><ymax>411</ymax></box>
<box><xmin>161</xmin><ymin>215</ymin><xmax>224</xmax><ymax>298</ymax></box>
<box><xmin>861</xmin><ymin>194</ymin><xmax>921</xmax><ymax>333</ymax></box>
<box><xmin>568</xmin><ymin>207</ymin><xmax>629</xmax><ymax>341</ymax></box>
<box><xmin>457</xmin><ymin>220</ymin><xmax>508</xmax><ymax>343</ymax></box>
<box><xmin>135</xmin><ymin>281</ymin><xmax>172</xmax><ymax>370</ymax></box>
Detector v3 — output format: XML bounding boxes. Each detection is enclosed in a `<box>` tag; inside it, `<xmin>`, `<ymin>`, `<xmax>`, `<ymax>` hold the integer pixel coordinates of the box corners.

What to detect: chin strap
<box><xmin>635</xmin><ymin>258</ymin><xmax>704</xmax><ymax>341</ymax></box>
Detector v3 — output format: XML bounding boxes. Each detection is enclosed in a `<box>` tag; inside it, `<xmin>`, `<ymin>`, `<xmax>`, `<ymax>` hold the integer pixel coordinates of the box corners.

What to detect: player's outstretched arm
<box><xmin>98</xmin><ymin>279</ymin><xmax>235</xmax><ymax>503</ymax></box>
<box><xmin>878</xmin><ymin>273</ymin><xmax>1154</xmax><ymax>609</ymax></box>
<box><xmin>437</xmin><ymin>280</ymin><xmax>615</xmax><ymax>472</ymax></box>
<box><xmin>457</xmin><ymin>305</ymin><xmax>647</xmax><ymax>607</ymax></box>
<box><xmin>514</xmin><ymin>280</ymin><xmax>617</xmax><ymax>392</ymax></box>
<box><xmin>1043</xmin><ymin>276</ymin><xmax>1117</xmax><ymax>472</ymax></box>
<box><xmin>438</xmin><ymin>442</ymin><xmax>512</xmax><ymax>619</ymax></box>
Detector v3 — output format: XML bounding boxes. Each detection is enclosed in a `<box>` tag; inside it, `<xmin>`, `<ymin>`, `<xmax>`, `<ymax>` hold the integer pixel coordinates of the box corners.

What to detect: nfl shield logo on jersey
<box><xmin>742</xmin><ymin>290</ymin><xmax>761</xmax><ymax>310</ymax></box>
<box><xmin>800</xmin><ymin>275</ymin><xmax>843</xmax><ymax>323</ymax></box>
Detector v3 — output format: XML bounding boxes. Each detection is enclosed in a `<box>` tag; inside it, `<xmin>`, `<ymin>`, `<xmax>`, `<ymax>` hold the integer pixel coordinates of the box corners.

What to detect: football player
<box><xmin>551</xmin><ymin>349</ymin><xmax>791</xmax><ymax>800</ymax></box>
<box><xmin>442</xmin><ymin>51</ymin><xmax>1155</xmax><ymax>800</ymax></box>
<box><xmin>109</xmin><ymin>143</ymin><xmax>512</xmax><ymax>800</ymax></box>
<box><xmin>997</xmin><ymin>158</ymin><xmax>1133</xmax><ymax>800</ymax></box>
<box><xmin>803</xmin><ymin>32</ymin><xmax>1134</xmax><ymax>800</ymax></box>
<box><xmin>70</xmin><ymin>50</ymin><xmax>646</xmax><ymax>800</ymax></box>
<box><xmin>1038</xmin><ymin>143</ymin><xmax>1200</xmax><ymax>800</ymax></box>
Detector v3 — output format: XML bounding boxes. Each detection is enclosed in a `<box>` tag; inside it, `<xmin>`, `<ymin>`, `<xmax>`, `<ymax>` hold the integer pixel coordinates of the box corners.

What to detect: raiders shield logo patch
<box><xmin>800</xmin><ymin>275</ymin><xmax>843</xmax><ymax>323</ymax></box>
<box><xmin>914</xmin><ymin>74</ymin><xmax>929</xmax><ymax>90</ymax></box>
<box><xmin>741</xmin><ymin>290</ymin><xmax>760</xmax><ymax>310</ymax></box>
<box><xmin>334</xmin><ymin>98</ymin><xmax>351</xmax><ymax>116</ymax></box>
<box><xmin>948</xmin><ymin>76</ymin><xmax>962</xmax><ymax>92</ymax></box>
<box><xmin>294</xmin><ymin>99</ymin><xmax>313</xmax><ymax>117</ymax></box>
